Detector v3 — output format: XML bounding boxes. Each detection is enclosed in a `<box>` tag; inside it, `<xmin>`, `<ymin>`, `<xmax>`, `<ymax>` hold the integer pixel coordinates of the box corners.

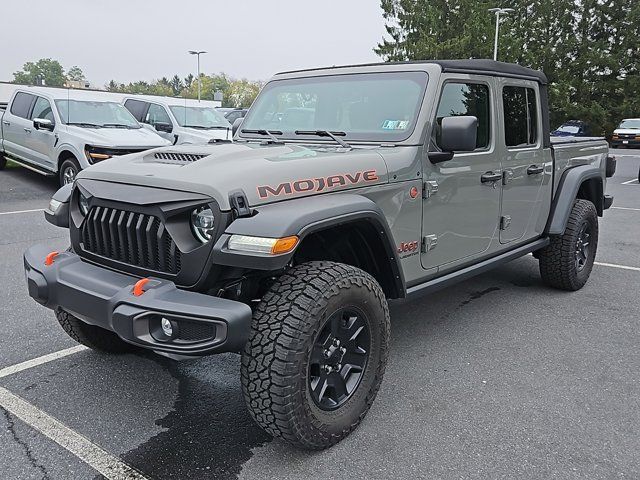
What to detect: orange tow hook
<box><xmin>133</xmin><ymin>278</ymin><xmax>150</xmax><ymax>297</ymax></box>
<box><xmin>44</xmin><ymin>251</ymin><xmax>59</xmax><ymax>266</ymax></box>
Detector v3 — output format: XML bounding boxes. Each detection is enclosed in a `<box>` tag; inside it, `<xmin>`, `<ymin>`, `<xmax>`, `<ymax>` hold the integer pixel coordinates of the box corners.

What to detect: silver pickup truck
<box><xmin>0</xmin><ymin>86</ymin><xmax>170</xmax><ymax>185</ymax></box>
<box><xmin>25</xmin><ymin>60</ymin><xmax>615</xmax><ymax>450</ymax></box>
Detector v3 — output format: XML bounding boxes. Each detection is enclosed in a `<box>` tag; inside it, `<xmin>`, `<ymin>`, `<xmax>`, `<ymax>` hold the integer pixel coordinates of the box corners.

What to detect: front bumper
<box><xmin>611</xmin><ymin>138</ymin><xmax>640</xmax><ymax>148</ymax></box>
<box><xmin>24</xmin><ymin>244</ymin><xmax>252</xmax><ymax>356</ymax></box>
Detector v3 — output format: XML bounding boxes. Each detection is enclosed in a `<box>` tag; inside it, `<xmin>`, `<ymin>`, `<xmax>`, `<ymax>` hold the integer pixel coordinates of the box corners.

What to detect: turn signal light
<box><xmin>271</xmin><ymin>236</ymin><xmax>299</xmax><ymax>254</ymax></box>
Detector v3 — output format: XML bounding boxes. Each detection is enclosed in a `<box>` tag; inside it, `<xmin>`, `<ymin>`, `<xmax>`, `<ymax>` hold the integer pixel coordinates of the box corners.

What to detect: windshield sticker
<box><xmin>381</xmin><ymin>120</ymin><xmax>409</xmax><ymax>130</ymax></box>
<box><xmin>257</xmin><ymin>169</ymin><xmax>379</xmax><ymax>199</ymax></box>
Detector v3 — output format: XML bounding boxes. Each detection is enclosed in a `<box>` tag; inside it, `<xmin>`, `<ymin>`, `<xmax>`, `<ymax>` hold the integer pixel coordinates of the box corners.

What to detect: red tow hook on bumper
<box><xmin>132</xmin><ymin>278</ymin><xmax>151</xmax><ymax>297</ymax></box>
<box><xmin>44</xmin><ymin>251</ymin><xmax>59</xmax><ymax>266</ymax></box>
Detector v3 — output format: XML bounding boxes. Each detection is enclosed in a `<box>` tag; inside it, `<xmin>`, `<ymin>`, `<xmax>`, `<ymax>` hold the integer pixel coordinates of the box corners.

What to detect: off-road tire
<box><xmin>241</xmin><ymin>261</ymin><xmax>390</xmax><ymax>450</ymax></box>
<box><xmin>538</xmin><ymin>199</ymin><xmax>598</xmax><ymax>291</ymax></box>
<box><xmin>55</xmin><ymin>309</ymin><xmax>138</xmax><ymax>353</ymax></box>
<box><xmin>59</xmin><ymin>157</ymin><xmax>80</xmax><ymax>186</ymax></box>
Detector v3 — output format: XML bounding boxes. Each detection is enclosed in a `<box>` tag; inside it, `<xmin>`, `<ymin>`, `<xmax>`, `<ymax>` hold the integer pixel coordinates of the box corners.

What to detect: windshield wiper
<box><xmin>204</xmin><ymin>126</ymin><xmax>231</xmax><ymax>130</ymax></box>
<box><xmin>295</xmin><ymin>130</ymin><xmax>351</xmax><ymax>148</ymax></box>
<box><xmin>66</xmin><ymin>122</ymin><xmax>102</xmax><ymax>128</ymax></box>
<box><xmin>102</xmin><ymin>123</ymin><xmax>137</xmax><ymax>129</ymax></box>
<box><xmin>241</xmin><ymin>129</ymin><xmax>284</xmax><ymax>144</ymax></box>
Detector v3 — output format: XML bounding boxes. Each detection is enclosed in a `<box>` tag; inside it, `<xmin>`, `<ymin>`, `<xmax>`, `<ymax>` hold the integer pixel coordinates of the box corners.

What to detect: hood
<box><xmin>77</xmin><ymin>142</ymin><xmax>389</xmax><ymax>209</ymax></box>
<box><xmin>613</xmin><ymin>128</ymin><xmax>640</xmax><ymax>136</ymax></box>
<box><xmin>178</xmin><ymin>127</ymin><xmax>233</xmax><ymax>144</ymax></box>
<box><xmin>65</xmin><ymin>125</ymin><xmax>171</xmax><ymax>148</ymax></box>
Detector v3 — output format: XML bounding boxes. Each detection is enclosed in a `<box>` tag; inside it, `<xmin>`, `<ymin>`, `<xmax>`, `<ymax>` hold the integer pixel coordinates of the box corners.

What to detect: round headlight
<box><xmin>191</xmin><ymin>206</ymin><xmax>215</xmax><ymax>243</ymax></box>
<box><xmin>78</xmin><ymin>192</ymin><xmax>89</xmax><ymax>216</ymax></box>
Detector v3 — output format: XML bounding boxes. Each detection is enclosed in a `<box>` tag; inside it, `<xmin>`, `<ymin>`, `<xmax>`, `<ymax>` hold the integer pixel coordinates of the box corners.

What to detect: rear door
<box><xmin>422</xmin><ymin>76</ymin><xmax>502</xmax><ymax>270</ymax></box>
<box><xmin>498</xmin><ymin>81</ymin><xmax>545</xmax><ymax>244</ymax></box>
<box><xmin>27</xmin><ymin>95</ymin><xmax>57</xmax><ymax>169</ymax></box>
<box><xmin>2</xmin><ymin>92</ymin><xmax>36</xmax><ymax>161</ymax></box>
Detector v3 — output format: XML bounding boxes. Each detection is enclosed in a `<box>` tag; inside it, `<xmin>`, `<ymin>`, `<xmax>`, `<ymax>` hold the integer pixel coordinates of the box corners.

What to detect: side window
<box><xmin>434</xmin><ymin>82</ymin><xmax>490</xmax><ymax>150</ymax></box>
<box><xmin>124</xmin><ymin>99</ymin><xmax>148</xmax><ymax>121</ymax></box>
<box><xmin>31</xmin><ymin>97</ymin><xmax>55</xmax><ymax>122</ymax></box>
<box><xmin>10</xmin><ymin>92</ymin><xmax>35</xmax><ymax>119</ymax></box>
<box><xmin>145</xmin><ymin>104</ymin><xmax>171</xmax><ymax>126</ymax></box>
<box><xmin>502</xmin><ymin>86</ymin><xmax>538</xmax><ymax>147</ymax></box>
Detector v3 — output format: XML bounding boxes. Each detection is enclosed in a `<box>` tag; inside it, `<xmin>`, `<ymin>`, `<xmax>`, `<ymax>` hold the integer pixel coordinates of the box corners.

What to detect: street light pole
<box><xmin>488</xmin><ymin>8</ymin><xmax>514</xmax><ymax>61</ymax></box>
<box><xmin>188</xmin><ymin>50</ymin><xmax>207</xmax><ymax>101</ymax></box>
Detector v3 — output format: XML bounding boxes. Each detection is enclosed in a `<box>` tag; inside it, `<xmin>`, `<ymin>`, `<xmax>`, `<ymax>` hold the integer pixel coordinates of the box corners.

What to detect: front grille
<box><xmin>153</xmin><ymin>152</ymin><xmax>207</xmax><ymax>163</ymax></box>
<box><xmin>81</xmin><ymin>206</ymin><xmax>181</xmax><ymax>274</ymax></box>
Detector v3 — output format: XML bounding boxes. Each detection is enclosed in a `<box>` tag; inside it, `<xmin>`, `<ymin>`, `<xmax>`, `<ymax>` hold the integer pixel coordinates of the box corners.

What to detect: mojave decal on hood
<box><xmin>77</xmin><ymin>142</ymin><xmax>389</xmax><ymax>209</ymax></box>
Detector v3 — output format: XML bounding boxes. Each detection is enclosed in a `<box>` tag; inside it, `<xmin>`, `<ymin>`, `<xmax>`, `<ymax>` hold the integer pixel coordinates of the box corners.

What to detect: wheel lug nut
<box><xmin>323</xmin><ymin>350</ymin><xmax>330</xmax><ymax>358</ymax></box>
<box><xmin>340</xmin><ymin>347</ymin><xmax>346</xmax><ymax>354</ymax></box>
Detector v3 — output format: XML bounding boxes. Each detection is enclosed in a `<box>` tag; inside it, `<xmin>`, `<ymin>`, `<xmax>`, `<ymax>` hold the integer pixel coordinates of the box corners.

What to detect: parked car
<box><xmin>224</xmin><ymin>108</ymin><xmax>248</xmax><ymax>124</ymax></box>
<box><xmin>215</xmin><ymin>107</ymin><xmax>235</xmax><ymax>115</ymax></box>
<box><xmin>123</xmin><ymin>95</ymin><xmax>232</xmax><ymax>145</ymax></box>
<box><xmin>0</xmin><ymin>87</ymin><xmax>170</xmax><ymax>185</ymax></box>
<box><xmin>27</xmin><ymin>60</ymin><xmax>614</xmax><ymax>450</ymax></box>
<box><xmin>610</xmin><ymin>118</ymin><xmax>640</xmax><ymax>148</ymax></box>
<box><xmin>551</xmin><ymin>120</ymin><xmax>592</xmax><ymax>137</ymax></box>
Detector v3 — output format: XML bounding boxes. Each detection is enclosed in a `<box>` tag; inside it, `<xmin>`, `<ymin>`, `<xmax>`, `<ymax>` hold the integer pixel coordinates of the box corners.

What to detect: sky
<box><xmin>0</xmin><ymin>0</ymin><xmax>388</xmax><ymax>87</ymax></box>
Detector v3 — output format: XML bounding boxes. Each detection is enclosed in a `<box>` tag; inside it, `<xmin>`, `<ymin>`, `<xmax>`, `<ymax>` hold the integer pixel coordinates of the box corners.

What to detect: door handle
<box><xmin>24</xmin><ymin>128</ymin><xmax>32</xmax><ymax>133</ymax></box>
<box><xmin>481</xmin><ymin>171</ymin><xmax>502</xmax><ymax>183</ymax></box>
<box><xmin>2</xmin><ymin>121</ymin><xmax>9</xmax><ymax>126</ymax></box>
<box><xmin>527</xmin><ymin>165</ymin><xmax>544</xmax><ymax>175</ymax></box>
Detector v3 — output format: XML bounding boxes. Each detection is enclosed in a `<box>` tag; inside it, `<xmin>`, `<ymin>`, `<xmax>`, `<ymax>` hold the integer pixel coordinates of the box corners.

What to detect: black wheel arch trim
<box><xmin>546</xmin><ymin>165</ymin><xmax>604</xmax><ymax>235</ymax></box>
<box><xmin>211</xmin><ymin>193</ymin><xmax>405</xmax><ymax>298</ymax></box>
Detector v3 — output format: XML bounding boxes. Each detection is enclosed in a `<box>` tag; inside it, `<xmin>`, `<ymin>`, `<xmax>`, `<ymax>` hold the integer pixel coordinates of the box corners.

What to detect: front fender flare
<box><xmin>211</xmin><ymin>193</ymin><xmax>404</xmax><ymax>295</ymax></box>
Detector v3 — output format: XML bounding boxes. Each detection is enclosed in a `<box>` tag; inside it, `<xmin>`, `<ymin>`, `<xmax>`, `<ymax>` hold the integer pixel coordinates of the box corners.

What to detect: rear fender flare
<box><xmin>546</xmin><ymin>165</ymin><xmax>602</xmax><ymax>235</ymax></box>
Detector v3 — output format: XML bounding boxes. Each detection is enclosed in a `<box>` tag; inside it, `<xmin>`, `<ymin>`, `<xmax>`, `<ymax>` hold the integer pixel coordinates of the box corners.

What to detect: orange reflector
<box><xmin>409</xmin><ymin>186</ymin><xmax>419</xmax><ymax>198</ymax></box>
<box><xmin>133</xmin><ymin>278</ymin><xmax>150</xmax><ymax>296</ymax></box>
<box><xmin>44</xmin><ymin>251</ymin><xmax>59</xmax><ymax>266</ymax></box>
<box><xmin>271</xmin><ymin>236</ymin><xmax>299</xmax><ymax>255</ymax></box>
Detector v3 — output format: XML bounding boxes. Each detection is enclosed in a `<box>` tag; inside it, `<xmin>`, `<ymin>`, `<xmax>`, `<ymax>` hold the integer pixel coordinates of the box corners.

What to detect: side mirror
<box><xmin>232</xmin><ymin>117</ymin><xmax>243</xmax><ymax>136</ymax></box>
<box><xmin>154</xmin><ymin>122</ymin><xmax>173</xmax><ymax>133</ymax></box>
<box><xmin>429</xmin><ymin>115</ymin><xmax>478</xmax><ymax>164</ymax></box>
<box><xmin>33</xmin><ymin>118</ymin><xmax>54</xmax><ymax>132</ymax></box>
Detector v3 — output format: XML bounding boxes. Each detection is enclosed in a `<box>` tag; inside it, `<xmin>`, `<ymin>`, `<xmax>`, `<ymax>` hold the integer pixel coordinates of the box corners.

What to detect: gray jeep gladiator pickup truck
<box><xmin>24</xmin><ymin>60</ymin><xmax>615</xmax><ymax>450</ymax></box>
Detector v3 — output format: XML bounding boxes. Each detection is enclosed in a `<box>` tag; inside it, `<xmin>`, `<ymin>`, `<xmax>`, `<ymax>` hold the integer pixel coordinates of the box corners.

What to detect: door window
<box><xmin>10</xmin><ymin>92</ymin><xmax>35</xmax><ymax>119</ymax></box>
<box><xmin>124</xmin><ymin>99</ymin><xmax>148</xmax><ymax>121</ymax></box>
<box><xmin>433</xmin><ymin>82</ymin><xmax>490</xmax><ymax>149</ymax></box>
<box><xmin>144</xmin><ymin>104</ymin><xmax>172</xmax><ymax>127</ymax></box>
<box><xmin>31</xmin><ymin>96</ymin><xmax>55</xmax><ymax>122</ymax></box>
<box><xmin>502</xmin><ymin>86</ymin><xmax>538</xmax><ymax>147</ymax></box>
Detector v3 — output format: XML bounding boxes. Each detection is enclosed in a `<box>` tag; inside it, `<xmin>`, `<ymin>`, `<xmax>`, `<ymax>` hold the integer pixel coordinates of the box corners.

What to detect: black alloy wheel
<box><xmin>308</xmin><ymin>306</ymin><xmax>371</xmax><ymax>411</ymax></box>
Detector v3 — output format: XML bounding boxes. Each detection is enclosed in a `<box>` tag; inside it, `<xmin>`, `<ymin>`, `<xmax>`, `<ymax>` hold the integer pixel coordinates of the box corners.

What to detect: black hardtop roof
<box><xmin>276</xmin><ymin>59</ymin><xmax>548</xmax><ymax>85</ymax></box>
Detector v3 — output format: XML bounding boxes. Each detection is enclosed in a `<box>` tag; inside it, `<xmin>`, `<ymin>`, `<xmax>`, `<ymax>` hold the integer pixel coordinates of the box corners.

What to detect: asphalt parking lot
<box><xmin>1</xmin><ymin>151</ymin><xmax>639</xmax><ymax>480</ymax></box>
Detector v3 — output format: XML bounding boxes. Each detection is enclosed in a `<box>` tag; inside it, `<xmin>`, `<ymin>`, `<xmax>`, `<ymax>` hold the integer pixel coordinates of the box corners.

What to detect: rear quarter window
<box><xmin>10</xmin><ymin>92</ymin><xmax>35</xmax><ymax>119</ymax></box>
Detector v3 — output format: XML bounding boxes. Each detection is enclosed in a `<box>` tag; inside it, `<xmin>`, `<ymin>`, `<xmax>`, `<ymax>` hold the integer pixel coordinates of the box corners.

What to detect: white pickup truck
<box><xmin>121</xmin><ymin>95</ymin><xmax>232</xmax><ymax>145</ymax></box>
<box><xmin>0</xmin><ymin>86</ymin><xmax>170</xmax><ymax>185</ymax></box>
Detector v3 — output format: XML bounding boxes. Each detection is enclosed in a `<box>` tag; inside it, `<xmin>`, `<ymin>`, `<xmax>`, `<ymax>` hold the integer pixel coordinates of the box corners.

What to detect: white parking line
<box><xmin>595</xmin><ymin>262</ymin><xmax>640</xmax><ymax>272</ymax></box>
<box><xmin>0</xmin><ymin>345</ymin><xmax>87</xmax><ymax>379</ymax></box>
<box><xmin>621</xmin><ymin>179</ymin><xmax>638</xmax><ymax>185</ymax></box>
<box><xmin>611</xmin><ymin>206</ymin><xmax>640</xmax><ymax>212</ymax></box>
<box><xmin>0</xmin><ymin>208</ymin><xmax>45</xmax><ymax>216</ymax></box>
<box><xmin>0</xmin><ymin>387</ymin><xmax>147</xmax><ymax>479</ymax></box>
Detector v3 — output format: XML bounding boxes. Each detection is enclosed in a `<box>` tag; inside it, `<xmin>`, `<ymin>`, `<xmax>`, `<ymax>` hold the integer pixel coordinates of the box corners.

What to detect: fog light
<box><xmin>161</xmin><ymin>318</ymin><xmax>173</xmax><ymax>337</ymax></box>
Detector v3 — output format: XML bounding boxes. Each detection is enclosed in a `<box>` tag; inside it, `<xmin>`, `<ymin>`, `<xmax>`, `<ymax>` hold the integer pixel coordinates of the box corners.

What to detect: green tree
<box><xmin>375</xmin><ymin>0</ymin><xmax>639</xmax><ymax>135</ymax></box>
<box><xmin>66</xmin><ymin>66</ymin><xmax>85</xmax><ymax>82</ymax></box>
<box><xmin>13</xmin><ymin>58</ymin><xmax>66</xmax><ymax>86</ymax></box>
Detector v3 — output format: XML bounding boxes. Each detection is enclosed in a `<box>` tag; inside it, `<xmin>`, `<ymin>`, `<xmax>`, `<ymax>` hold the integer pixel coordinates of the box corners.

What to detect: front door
<box><xmin>421</xmin><ymin>77</ymin><xmax>502</xmax><ymax>270</ymax></box>
<box><xmin>27</xmin><ymin>95</ymin><xmax>57</xmax><ymax>169</ymax></box>
<box><xmin>498</xmin><ymin>82</ymin><xmax>545</xmax><ymax>244</ymax></box>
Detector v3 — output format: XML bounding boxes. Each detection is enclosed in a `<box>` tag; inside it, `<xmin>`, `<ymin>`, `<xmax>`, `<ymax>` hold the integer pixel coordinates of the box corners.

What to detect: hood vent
<box><xmin>152</xmin><ymin>152</ymin><xmax>208</xmax><ymax>163</ymax></box>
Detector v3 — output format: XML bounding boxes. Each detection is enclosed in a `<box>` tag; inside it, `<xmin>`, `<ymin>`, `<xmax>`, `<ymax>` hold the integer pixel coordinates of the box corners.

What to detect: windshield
<box><xmin>169</xmin><ymin>106</ymin><xmax>231</xmax><ymax>129</ymax></box>
<box><xmin>619</xmin><ymin>119</ymin><xmax>640</xmax><ymax>130</ymax></box>
<box><xmin>55</xmin><ymin>100</ymin><xmax>140</xmax><ymax>128</ymax></box>
<box><xmin>239</xmin><ymin>72</ymin><xmax>428</xmax><ymax>142</ymax></box>
<box><xmin>556</xmin><ymin>124</ymin><xmax>580</xmax><ymax>134</ymax></box>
